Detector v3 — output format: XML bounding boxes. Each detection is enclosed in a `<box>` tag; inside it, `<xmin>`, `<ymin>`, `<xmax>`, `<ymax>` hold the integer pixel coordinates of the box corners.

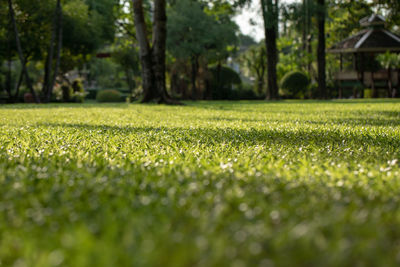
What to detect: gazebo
<box><xmin>329</xmin><ymin>14</ymin><xmax>400</xmax><ymax>98</ymax></box>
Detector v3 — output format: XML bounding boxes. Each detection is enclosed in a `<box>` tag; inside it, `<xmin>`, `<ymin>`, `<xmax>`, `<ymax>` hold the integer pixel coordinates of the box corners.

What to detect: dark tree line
<box><xmin>2</xmin><ymin>0</ymin><xmax>397</xmax><ymax>103</ymax></box>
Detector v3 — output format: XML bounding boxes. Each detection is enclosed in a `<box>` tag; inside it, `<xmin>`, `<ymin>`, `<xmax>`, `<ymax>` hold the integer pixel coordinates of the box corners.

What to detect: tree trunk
<box><xmin>257</xmin><ymin>48</ymin><xmax>266</xmax><ymax>95</ymax></box>
<box><xmin>302</xmin><ymin>0</ymin><xmax>307</xmax><ymax>52</ymax></box>
<box><xmin>133</xmin><ymin>0</ymin><xmax>156</xmax><ymax>102</ymax></box>
<box><xmin>304</xmin><ymin>0</ymin><xmax>312</xmax><ymax>73</ymax></box>
<box><xmin>5</xmin><ymin>13</ymin><xmax>13</xmax><ymax>101</ymax></box>
<box><xmin>132</xmin><ymin>0</ymin><xmax>177</xmax><ymax>104</ymax></box>
<box><xmin>14</xmin><ymin>66</ymin><xmax>24</xmax><ymax>101</ymax></box>
<box><xmin>46</xmin><ymin>0</ymin><xmax>63</xmax><ymax>103</ymax></box>
<box><xmin>317</xmin><ymin>0</ymin><xmax>326</xmax><ymax>99</ymax></box>
<box><xmin>43</xmin><ymin>0</ymin><xmax>58</xmax><ymax>99</ymax></box>
<box><xmin>8</xmin><ymin>0</ymin><xmax>40</xmax><ymax>103</ymax></box>
<box><xmin>261</xmin><ymin>0</ymin><xmax>279</xmax><ymax>100</ymax></box>
<box><xmin>152</xmin><ymin>0</ymin><xmax>172</xmax><ymax>103</ymax></box>
<box><xmin>125</xmin><ymin>68</ymin><xmax>135</xmax><ymax>93</ymax></box>
<box><xmin>5</xmin><ymin>58</ymin><xmax>12</xmax><ymax>100</ymax></box>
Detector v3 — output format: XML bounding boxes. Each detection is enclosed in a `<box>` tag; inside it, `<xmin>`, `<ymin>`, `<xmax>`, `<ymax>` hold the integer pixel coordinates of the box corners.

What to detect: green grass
<box><xmin>1</xmin><ymin>100</ymin><xmax>400</xmax><ymax>267</ymax></box>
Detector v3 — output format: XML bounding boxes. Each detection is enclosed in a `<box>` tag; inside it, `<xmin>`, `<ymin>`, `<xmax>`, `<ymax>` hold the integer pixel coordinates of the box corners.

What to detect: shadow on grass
<box><xmin>0</xmin><ymin>103</ymin><xmax>135</xmax><ymax>110</ymax></box>
<box><xmin>187</xmin><ymin>99</ymin><xmax>400</xmax><ymax>109</ymax></box>
<box><xmin>37</xmin><ymin>122</ymin><xmax>400</xmax><ymax>150</ymax></box>
<box><xmin>205</xmin><ymin>110</ymin><xmax>400</xmax><ymax>127</ymax></box>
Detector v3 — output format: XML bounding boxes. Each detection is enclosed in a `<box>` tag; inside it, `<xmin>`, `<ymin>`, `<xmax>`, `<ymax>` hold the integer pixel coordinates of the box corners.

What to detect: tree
<box><xmin>8</xmin><ymin>0</ymin><xmax>40</xmax><ymax>103</ymax></box>
<box><xmin>111</xmin><ymin>41</ymin><xmax>140</xmax><ymax>94</ymax></box>
<box><xmin>61</xmin><ymin>0</ymin><xmax>118</xmax><ymax>77</ymax></box>
<box><xmin>167</xmin><ymin>0</ymin><xmax>213</xmax><ymax>98</ymax></box>
<box><xmin>260</xmin><ymin>0</ymin><xmax>279</xmax><ymax>99</ymax></box>
<box><xmin>316</xmin><ymin>0</ymin><xmax>326</xmax><ymax>98</ymax></box>
<box><xmin>374</xmin><ymin>0</ymin><xmax>400</xmax><ymax>32</ymax></box>
<box><xmin>167</xmin><ymin>0</ymin><xmax>238</xmax><ymax>99</ymax></box>
<box><xmin>132</xmin><ymin>0</ymin><xmax>174</xmax><ymax>103</ymax></box>
<box><xmin>239</xmin><ymin>44</ymin><xmax>266</xmax><ymax>95</ymax></box>
<box><xmin>377</xmin><ymin>52</ymin><xmax>400</xmax><ymax>98</ymax></box>
<box><xmin>43</xmin><ymin>0</ymin><xmax>62</xmax><ymax>103</ymax></box>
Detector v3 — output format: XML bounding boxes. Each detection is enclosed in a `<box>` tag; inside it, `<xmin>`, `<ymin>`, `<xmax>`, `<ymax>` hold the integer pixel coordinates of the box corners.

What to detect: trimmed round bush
<box><xmin>280</xmin><ymin>70</ymin><xmax>310</xmax><ymax>98</ymax></box>
<box><xmin>96</xmin><ymin>89</ymin><xmax>123</xmax><ymax>103</ymax></box>
<box><xmin>210</xmin><ymin>66</ymin><xmax>242</xmax><ymax>100</ymax></box>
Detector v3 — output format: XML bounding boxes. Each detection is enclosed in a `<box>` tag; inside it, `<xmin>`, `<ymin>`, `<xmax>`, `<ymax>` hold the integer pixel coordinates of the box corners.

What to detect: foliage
<box><xmin>88</xmin><ymin>58</ymin><xmax>128</xmax><ymax>89</ymax></box>
<box><xmin>377</xmin><ymin>52</ymin><xmax>400</xmax><ymax>69</ymax></box>
<box><xmin>1</xmin><ymin>101</ymin><xmax>400</xmax><ymax>265</ymax></box>
<box><xmin>96</xmin><ymin>89</ymin><xmax>122</xmax><ymax>102</ymax></box>
<box><xmin>167</xmin><ymin>0</ymin><xmax>216</xmax><ymax>60</ymax></box>
<box><xmin>111</xmin><ymin>40</ymin><xmax>140</xmax><ymax>93</ymax></box>
<box><xmin>209</xmin><ymin>66</ymin><xmax>241</xmax><ymax>99</ymax></box>
<box><xmin>238</xmin><ymin>44</ymin><xmax>266</xmax><ymax>95</ymax></box>
<box><xmin>373</xmin><ymin>0</ymin><xmax>400</xmax><ymax>32</ymax></box>
<box><xmin>71</xmin><ymin>79</ymin><xmax>87</xmax><ymax>103</ymax></box>
<box><xmin>327</xmin><ymin>0</ymin><xmax>373</xmax><ymax>46</ymax></box>
<box><xmin>62</xmin><ymin>0</ymin><xmax>116</xmax><ymax>56</ymax></box>
<box><xmin>51</xmin><ymin>79</ymin><xmax>86</xmax><ymax>103</ymax></box>
<box><xmin>276</xmin><ymin>37</ymin><xmax>306</xmax><ymax>82</ymax></box>
<box><xmin>279</xmin><ymin>70</ymin><xmax>310</xmax><ymax>98</ymax></box>
<box><xmin>166</xmin><ymin>0</ymin><xmax>239</xmax><ymax>99</ymax></box>
<box><xmin>0</xmin><ymin>0</ymin><xmax>118</xmax><ymax>102</ymax></box>
<box><xmin>237</xmin><ymin>83</ymin><xmax>260</xmax><ymax>100</ymax></box>
<box><xmin>61</xmin><ymin>83</ymin><xmax>72</xmax><ymax>102</ymax></box>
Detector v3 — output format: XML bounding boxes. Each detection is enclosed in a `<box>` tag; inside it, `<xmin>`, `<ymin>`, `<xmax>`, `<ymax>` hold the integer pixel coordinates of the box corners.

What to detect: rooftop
<box><xmin>329</xmin><ymin>14</ymin><xmax>400</xmax><ymax>54</ymax></box>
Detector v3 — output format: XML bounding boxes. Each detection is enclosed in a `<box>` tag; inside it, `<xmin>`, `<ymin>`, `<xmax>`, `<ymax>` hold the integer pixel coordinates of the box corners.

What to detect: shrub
<box><xmin>0</xmin><ymin>90</ymin><xmax>8</xmax><ymax>104</ymax></box>
<box><xmin>51</xmin><ymin>84</ymin><xmax>63</xmax><ymax>102</ymax></box>
<box><xmin>24</xmin><ymin>93</ymin><xmax>35</xmax><ymax>103</ymax></box>
<box><xmin>238</xmin><ymin>83</ymin><xmax>261</xmax><ymax>100</ymax></box>
<box><xmin>96</xmin><ymin>89</ymin><xmax>123</xmax><ymax>103</ymax></box>
<box><xmin>61</xmin><ymin>84</ymin><xmax>72</xmax><ymax>102</ymax></box>
<box><xmin>71</xmin><ymin>79</ymin><xmax>87</xmax><ymax>103</ymax></box>
<box><xmin>72</xmin><ymin>79</ymin><xmax>84</xmax><ymax>93</ymax></box>
<box><xmin>364</xmin><ymin>88</ymin><xmax>372</xmax><ymax>98</ymax></box>
<box><xmin>308</xmin><ymin>83</ymin><xmax>319</xmax><ymax>99</ymax></box>
<box><xmin>280</xmin><ymin>70</ymin><xmax>310</xmax><ymax>99</ymax></box>
<box><xmin>209</xmin><ymin>66</ymin><xmax>242</xmax><ymax>100</ymax></box>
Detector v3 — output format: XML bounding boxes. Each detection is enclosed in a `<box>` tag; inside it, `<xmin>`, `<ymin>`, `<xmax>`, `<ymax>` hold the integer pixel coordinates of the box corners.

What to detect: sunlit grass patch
<box><xmin>1</xmin><ymin>100</ymin><xmax>400</xmax><ymax>266</ymax></box>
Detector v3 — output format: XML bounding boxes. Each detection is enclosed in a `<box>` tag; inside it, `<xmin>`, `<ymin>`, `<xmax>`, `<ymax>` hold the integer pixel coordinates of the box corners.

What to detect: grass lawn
<box><xmin>1</xmin><ymin>99</ymin><xmax>400</xmax><ymax>266</ymax></box>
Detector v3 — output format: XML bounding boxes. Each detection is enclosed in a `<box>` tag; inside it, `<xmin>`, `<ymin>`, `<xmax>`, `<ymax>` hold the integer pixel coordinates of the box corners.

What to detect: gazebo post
<box><xmin>354</xmin><ymin>53</ymin><xmax>360</xmax><ymax>98</ymax></box>
<box><xmin>370</xmin><ymin>53</ymin><xmax>377</xmax><ymax>98</ymax></box>
<box><xmin>360</xmin><ymin>53</ymin><xmax>365</xmax><ymax>98</ymax></box>
<box><xmin>387</xmin><ymin>65</ymin><xmax>392</xmax><ymax>98</ymax></box>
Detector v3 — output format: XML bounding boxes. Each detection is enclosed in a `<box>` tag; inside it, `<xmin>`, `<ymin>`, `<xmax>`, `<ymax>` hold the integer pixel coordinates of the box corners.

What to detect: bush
<box><xmin>71</xmin><ymin>79</ymin><xmax>87</xmax><ymax>103</ymax></box>
<box><xmin>364</xmin><ymin>89</ymin><xmax>372</xmax><ymax>98</ymax></box>
<box><xmin>24</xmin><ymin>93</ymin><xmax>35</xmax><ymax>103</ymax></box>
<box><xmin>61</xmin><ymin>84</ymin><xmax>72</xmax><ymax>102</ymax></box>
<box><xmin>238</xmin><ymin>83</ymin><xmax>261</xmax><ymax>100</ymax></box>
<box><xmin>96</xmin><ymin>89</ymin><xmax>123</xmax><ymax>103</ymax></box>
<box><xmin>280</xmin><ymin>70</ymin><xmax>310</xmax><ymax>99</ymax></box>
<box><xmin>209</xmin><ymin>66</ymin><xmax>242</xmax><ymax>100</ymax></box>
<box><xmin>0</xmin><ymin>90</ymin><xmax>8</xmax><ymax>104</ymax></box>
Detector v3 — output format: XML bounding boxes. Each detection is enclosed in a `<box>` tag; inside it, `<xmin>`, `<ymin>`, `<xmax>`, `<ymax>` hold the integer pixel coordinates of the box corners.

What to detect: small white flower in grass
<box><xmin>220</xmin><ymin>162</ymin><xmax>233</xmax><ymax>170</ymax></box>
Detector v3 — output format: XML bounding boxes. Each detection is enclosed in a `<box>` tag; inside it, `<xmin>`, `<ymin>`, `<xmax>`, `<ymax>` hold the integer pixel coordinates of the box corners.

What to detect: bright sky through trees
<box><xmin>234</xmin><ymin>0</ymin><xmax>296</xmax><ymax>41</ymax></box>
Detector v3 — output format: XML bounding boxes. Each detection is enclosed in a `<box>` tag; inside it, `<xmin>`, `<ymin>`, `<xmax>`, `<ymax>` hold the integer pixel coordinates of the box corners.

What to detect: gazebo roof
<box><xmin>329</xmin><ymin>14</ymin><xmax>400</xmax><ymax>54</ymax></box>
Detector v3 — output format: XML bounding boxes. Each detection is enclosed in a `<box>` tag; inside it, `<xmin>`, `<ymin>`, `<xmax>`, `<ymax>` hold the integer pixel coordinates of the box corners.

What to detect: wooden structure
<box><xmin>329</xmin><ymin>14</ymin><xmax>400</xmax><ymax>98</ymax></box>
